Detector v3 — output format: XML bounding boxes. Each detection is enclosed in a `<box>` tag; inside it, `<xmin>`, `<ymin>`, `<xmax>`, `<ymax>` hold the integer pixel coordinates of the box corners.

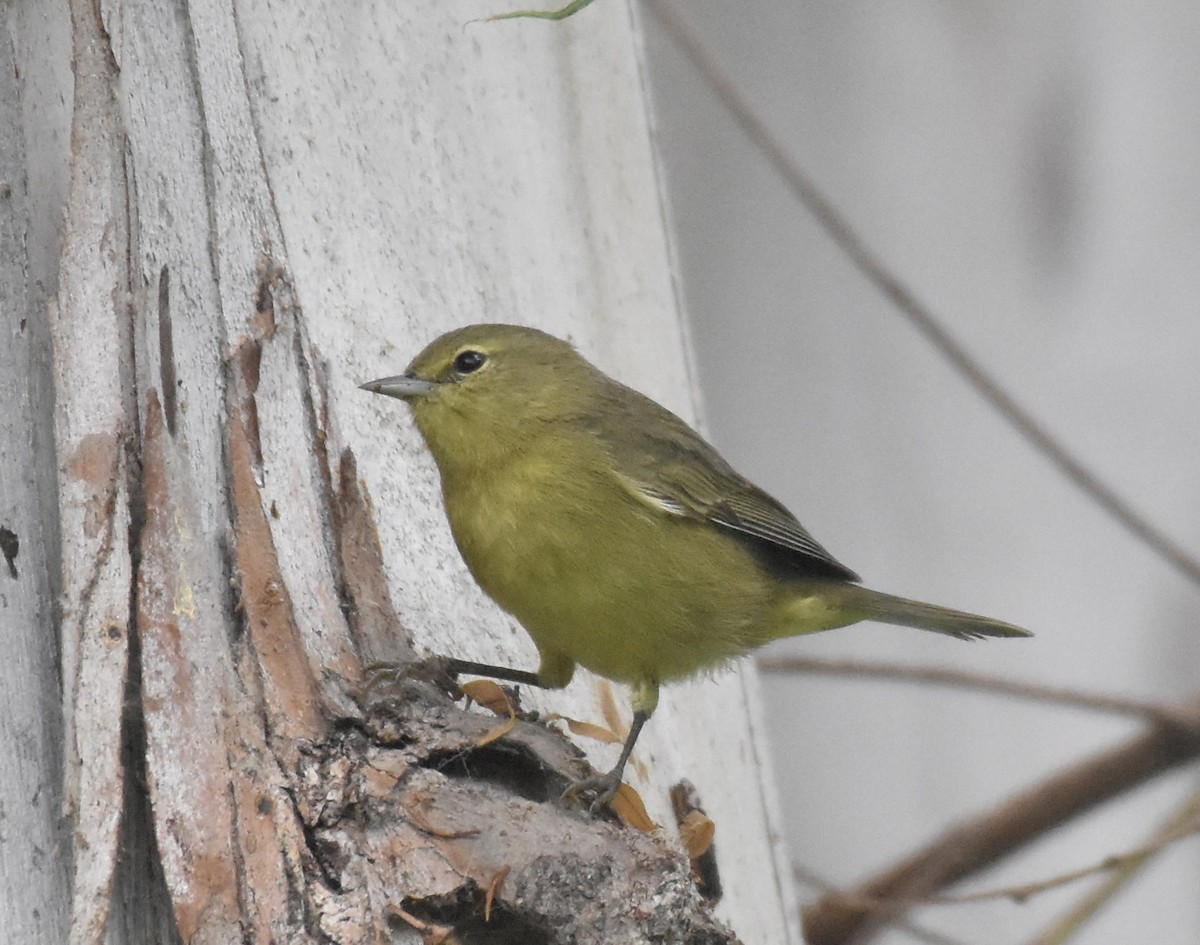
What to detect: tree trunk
<box><xmin>2</xmin><ymin>1</ymin><xmax>800</xmax><ymax>942</ymax></box>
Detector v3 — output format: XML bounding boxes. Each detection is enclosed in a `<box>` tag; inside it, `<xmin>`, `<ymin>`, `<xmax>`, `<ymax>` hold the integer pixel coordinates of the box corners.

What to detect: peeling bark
<box><xmin>133</xmin><ymin>307</ymin><xmax>740</xmax><ymax>943</ymax></box>
<box><xmin>110</xmin><ymin>246</ymin><xmax>742</xmax><ymax>942</ymax></box>
<box><xmin>55</xmin><ymin>2</ymin><xmax>135</xmax><ymax>941</ymax></box>
<box><xmin>23</xmin><ymin>0</ymin><xmax>773</xmax><ymax>941</ymax></box>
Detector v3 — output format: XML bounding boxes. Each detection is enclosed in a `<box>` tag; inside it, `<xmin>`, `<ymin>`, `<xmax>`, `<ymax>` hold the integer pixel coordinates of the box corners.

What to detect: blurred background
<box><xmin>638</xmin><ymin>1</ymin><xmax>1200</xmax><ymax>942</ymax></box>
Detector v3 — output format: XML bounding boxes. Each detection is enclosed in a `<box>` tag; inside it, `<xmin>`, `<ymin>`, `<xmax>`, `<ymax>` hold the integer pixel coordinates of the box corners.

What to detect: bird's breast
<box><xmin>442</xmin><ymin>451</ymin><xmax>601</xmax><ymax>599</ymax></box>
<box><xmin>436</xmin><ymin>449</ymin><xmax>780</xmax><ymax>685</ymax></box>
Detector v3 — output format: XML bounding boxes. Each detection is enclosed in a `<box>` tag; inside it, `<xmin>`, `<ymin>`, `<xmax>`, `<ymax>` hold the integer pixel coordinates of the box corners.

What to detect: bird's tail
<box><xmin>835</xmin><ymin>585</ymin><xmax>1032</xmax><ymax>640</ymax></box>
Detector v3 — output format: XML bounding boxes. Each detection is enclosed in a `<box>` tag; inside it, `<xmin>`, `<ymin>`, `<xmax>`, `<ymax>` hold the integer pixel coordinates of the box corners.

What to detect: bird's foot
<box><xmin>359</xmin><ymin>655</ymin><xmax>461</xmax><ymax>700</ymax></box>
<box><xmin>562</xmin><ymin>766</ymin><xmax>625</xmax><ymax>815</ymax></box>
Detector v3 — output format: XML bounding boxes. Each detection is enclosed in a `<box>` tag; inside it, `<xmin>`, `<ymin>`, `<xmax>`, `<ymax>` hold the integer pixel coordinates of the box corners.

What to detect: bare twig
<box><xmin>793</xmin><ymin>863</ymin><xmax>972</xmax><ymax>945</ymax></box>
<box><xmin>793</xmin><ymin>808</ymin><xmax>1198</xmax><ymax>940</ymax></box>
<box><xmin>930</xmin><ymin>813</ymin><xmax>1199</xmax><ymax>906</ymax></box>
<box><xmin>800</xmin><ymin>697</ymin><xmax>1200</xmax><ymax>944</ymax></box>
<box><xmin>756</xmin><ymin>655</ymin><xmax>1190</xmax><ymax>728</ymax></box>
<box><xmin>643</xmin><ymin>0</ymin><xmax>1200</xmax><ymax>590</ymax></box>
<box><xmin>1026</xmin><ymin>785</ymin><xmax>1200</xmax><ymax>945</ymax></box>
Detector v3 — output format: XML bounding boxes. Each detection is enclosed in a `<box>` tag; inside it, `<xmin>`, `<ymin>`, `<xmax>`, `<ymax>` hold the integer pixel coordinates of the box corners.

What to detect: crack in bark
<box><xmin>399</xmin><ymin>883</ymin><xmax>552</xmax><ymax>945</ymax></box>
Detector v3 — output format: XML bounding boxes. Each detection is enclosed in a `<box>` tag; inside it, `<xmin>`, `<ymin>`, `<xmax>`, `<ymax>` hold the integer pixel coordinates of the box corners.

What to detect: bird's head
<box><xmin>361</xmin><ymin>323</ymin><xmax>596</xmax><ymax>469</ymax></box>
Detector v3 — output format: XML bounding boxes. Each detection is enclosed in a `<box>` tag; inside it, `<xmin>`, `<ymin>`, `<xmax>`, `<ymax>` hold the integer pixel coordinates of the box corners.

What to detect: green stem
<box><xmin>487</xmin><ymin>0</ymin><xmax>598</xmax><ymax>21</ymax></box>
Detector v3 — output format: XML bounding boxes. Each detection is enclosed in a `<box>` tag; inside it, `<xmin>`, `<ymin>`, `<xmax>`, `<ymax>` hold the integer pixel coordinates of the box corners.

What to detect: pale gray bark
<box><xmin>0</xmin><ymin>8</ymin><xmax>71</xmax><ymax>945</ymax></box>
<box><xmin>2</xmin><ymin>0</ymin><xmax>796</xmax><ymax>942</ymax></box>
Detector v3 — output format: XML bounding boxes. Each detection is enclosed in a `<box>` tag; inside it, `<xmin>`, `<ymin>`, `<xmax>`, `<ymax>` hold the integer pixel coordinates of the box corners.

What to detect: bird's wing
<box><xmin>589</xmin><ymin>386</ymin><xmax>861</xmax><ymax>584</ymax></box>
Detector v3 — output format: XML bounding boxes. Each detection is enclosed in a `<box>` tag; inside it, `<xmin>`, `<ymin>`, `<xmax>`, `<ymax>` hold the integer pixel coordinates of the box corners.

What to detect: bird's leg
<box><xmin>441</xmin><ymin>657</ymin><xmax>543</xmax><ymax>688</ymax></box>
<box><xmin>443</xmin><ymin>648</ymin><xmax>575</xmax><ymax>693</ymax></box>
<box><xmin>564</xmin><ymin>709</ymin><xmax>649</xmax><ymax>812</ymax></box>
<box><xmin>360</xmin><ymin>655</ymin><xmax>545</xmax><ymax>701</ymax></box>
<box><xmin>564</xmin><ymin>679</ymin><xmax>659</xmax><ymax>813</ymax></box>
<box><xmin>363</xmin><ymin>649</ymin><xmax>574</xmax><ymax>702</ymax></box>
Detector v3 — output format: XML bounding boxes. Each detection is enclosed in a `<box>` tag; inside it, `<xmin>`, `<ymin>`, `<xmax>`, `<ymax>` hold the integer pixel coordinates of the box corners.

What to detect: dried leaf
<box><xmin>389</xmin><ymin>905</ymin><xmax>458</xmax><ymax>944</ymax></box>
<box><xmin>671</xmin><ymin>781</ymin><xmax>723</xmax><ymax>904</ymax></box>
<box><xmin>679</xmin><ymin>810</ymin><xmax>716</xmax><ymax>859</ymax></box>
<box><xmin>560</xmin><ymin>716</ymin><xmax>623</xmax><ymax>745</ymax></box>
<box><xmin>475</xmin><ymin>714</ymin><xmax>518</xmax><ymax>747</ymax></box>
<box><xmin>596</xmin><ymin>681</ymin><xmax>626</xmax><ymax>737</ymax></box>
<box><xmin>484</xmin><ymin>864</ymin><xmax>511</xmax><ymax>922</ymax></box>
<box><xmin>611</xmin><ymin>783</ymin><xmax>657</xmax><ymax>833</ymax></box>
<box><xmin>460</xmin><ymin>679</ymin><xmax>517</xmax><ymax>716</ymax></box>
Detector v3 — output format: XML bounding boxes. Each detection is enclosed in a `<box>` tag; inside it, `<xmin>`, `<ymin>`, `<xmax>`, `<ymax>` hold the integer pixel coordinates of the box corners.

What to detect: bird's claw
<box><xmin>562</xmin><ymin>768</ymin><xmax>624</xmax><ymax>815</ymax></box>
<box><xmin>359</xmin><ymin>655</ymin><xmax>461</xmax><ymax>700</ymax></box>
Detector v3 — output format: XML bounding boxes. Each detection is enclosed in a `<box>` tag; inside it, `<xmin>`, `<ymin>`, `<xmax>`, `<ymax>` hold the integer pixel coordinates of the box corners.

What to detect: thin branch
<box><xmin>643</xmin><ymin>0</ymin><xmax>1200</xmax><ymax>590</ymax></box>
<box><xmin>756</xmin><ymin>655</ymin><xmax>1189</xmax><ymax>728</ymax></box>
<box><xmin>931</xmin><ymin>814</ymin><xmax>1199</xmax><ymax>906</ymax></box>
<box><xmin>800</xmin><ymin>696</ymin><xmax>1200</xmax><ymax>945</ymax></box>
<box><xmin>793</xmin><ymin>808</ymin><xmax>1199</xmax><ymax>932</ymax></box>
<box><xmin>793</xmin><ymin>863</ymin><xmax>973</xmax><ymax>945</ymax></box>
<box><xmin>1026</xmin><ymin>785</ymin><xmax>1200</xmax><ymax>945</ymax></box>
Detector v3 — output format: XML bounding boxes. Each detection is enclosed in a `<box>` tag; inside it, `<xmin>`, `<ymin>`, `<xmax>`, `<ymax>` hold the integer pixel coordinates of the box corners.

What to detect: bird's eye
<box><xmin>453</xmin><ymin>350</ymin><xmax>487</xmax><ymax>375</ymax></box>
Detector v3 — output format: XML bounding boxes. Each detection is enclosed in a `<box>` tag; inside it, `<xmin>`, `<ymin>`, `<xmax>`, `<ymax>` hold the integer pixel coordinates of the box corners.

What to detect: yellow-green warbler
<box><xmin>363</xmin><ymin>324</ymin><xmax>1030</xmax><ymax>807</ymax></box>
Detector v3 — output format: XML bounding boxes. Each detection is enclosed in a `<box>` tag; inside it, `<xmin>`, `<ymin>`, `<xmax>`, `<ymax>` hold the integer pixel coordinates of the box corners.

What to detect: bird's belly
<box><xmin>447</xmin><ymin>475</ymin><xmax>772</xmax><ymax>685</ymax></box>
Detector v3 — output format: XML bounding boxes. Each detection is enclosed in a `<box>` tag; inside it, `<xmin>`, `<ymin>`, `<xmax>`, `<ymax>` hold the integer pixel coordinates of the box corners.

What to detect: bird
<box><xmin>362</xmin><ymin>323</ymin><xmax>1030</xmax><ymax>808</ymax></box>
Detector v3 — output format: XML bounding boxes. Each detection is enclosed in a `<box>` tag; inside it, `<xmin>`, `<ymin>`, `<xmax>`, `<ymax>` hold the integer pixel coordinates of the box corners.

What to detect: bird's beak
<box><xmin>359</xmin><ymin>374</ymin><xmax>437</xmax><ymax>400</ymax></box>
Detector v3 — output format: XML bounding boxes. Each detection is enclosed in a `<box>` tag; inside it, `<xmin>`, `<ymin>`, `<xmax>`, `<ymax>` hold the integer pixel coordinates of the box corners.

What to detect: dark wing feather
<box><xmin>588</xmin><ymin>381</ymin><xmax>861</xmax><ymax>584</ymax></box>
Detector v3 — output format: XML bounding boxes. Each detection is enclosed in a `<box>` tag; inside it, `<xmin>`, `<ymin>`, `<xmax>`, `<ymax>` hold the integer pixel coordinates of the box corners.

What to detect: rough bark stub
<box><xmin>294</xmin><ymin>691</ymin><xmax>742</xmax><ymax>945</ymax></box>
